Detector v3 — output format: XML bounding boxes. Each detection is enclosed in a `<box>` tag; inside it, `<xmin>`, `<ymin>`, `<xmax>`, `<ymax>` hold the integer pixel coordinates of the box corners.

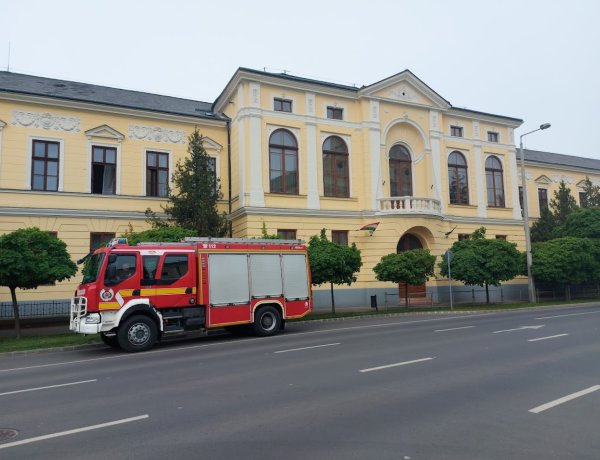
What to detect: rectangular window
<box><xmin>332</xmin><ymin>230</ymin><xmax>349</xmax><ymax>246</ymax></box>
<box><xmin>487</xmin><ymin>132</ymin><xmax>499</xmax><ymax>143</ymax></box>
<box><xmin>160</xmin><ymin>254</ymin><xmax>189</xmax><ymax>281</ymax></box>
<box><xmin>450</xmin><ymin>126</ymin><xmax>463</xmax><ymax>137</ymax></box>
<box><xmin>327</xmin><ymin>107</ymin><xmax>343</xmax><ymax>120</ymax></box>
<box><xmin>518</xmin><ymin>186</ymin><xmax>524</xmax><ymax>210</ymax></box>
<box><xmin>495</xmin><ymin>235</ymin><xmax>507</xmax><ymax>240</ymax></box>
<box><xmin>32</xmin><ymin>140</ymin><xmax>60</xmax><ymax>191</ymax></box>
<box><xmin>91</xmin><ymin>146</ymin><xmax>116</xmax><ymax>195</ymax></box>
<box><xmin>458</xmin><ymin>234</ymin><xmax>470</xmax><ymax>241</ymax></box>
<box><xmin>277</xmin><ymin>229</ymin><xmax>297</xmax><ymax>240</ymax></box>
<box><xmin>90</xmin><ymin>232</ymin><xmax>115</xmax><ymax>252</ymax></box>
<box><xmin>580</xmin><ymin>191</ymin><xmax>587</xmax><ymax>207</ymax></box>
<box><xmin>538</xmin><ymin>188</ymin><xmax>548</xmax><ymax>210</ymax></box>
<box><xmin>274</xmin><ymin>98</ymin><xmax>292</xmax><ymax>112</ymax></box>
<box><xmin>147</xmin><ymin>151</ymin><xmax>169</xmax><ymax>197</ymax></box>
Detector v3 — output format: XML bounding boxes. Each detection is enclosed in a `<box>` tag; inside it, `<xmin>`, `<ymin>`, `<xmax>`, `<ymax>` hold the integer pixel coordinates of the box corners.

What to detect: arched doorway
<box><xmin>397</xmin><ymin>233</ymin><xmax>427</xmax><ymax>303</ymax></box>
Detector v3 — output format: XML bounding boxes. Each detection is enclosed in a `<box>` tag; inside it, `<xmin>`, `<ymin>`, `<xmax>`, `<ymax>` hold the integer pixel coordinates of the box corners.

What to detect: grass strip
<box><xmin>0</xmin><ymin>334</ymin><xmax>101</xmax><ymax>353</ymax></box>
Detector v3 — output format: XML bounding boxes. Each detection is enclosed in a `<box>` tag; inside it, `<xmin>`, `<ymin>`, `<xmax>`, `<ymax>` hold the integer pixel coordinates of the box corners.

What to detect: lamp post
<box><xmin>519</xmin><ymin>122</ymin><xmax>551</xmax><ymax>303</ymax></box>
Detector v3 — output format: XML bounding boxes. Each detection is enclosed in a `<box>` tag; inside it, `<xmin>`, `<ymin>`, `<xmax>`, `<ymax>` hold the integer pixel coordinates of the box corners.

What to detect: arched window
<box><xmin>389</xmin><ymin>145</ymin><xmax>412</xmax><ymax>196</ymax></box>
<box><xmin>448</xmin><ymin>151</ymin><xmax>469</xmax><ymax>205</ymax></box>
<box><xmin>323</xmin><ymin>136</ymin><xmax>349</xmax><ymax>198</ymax></box>
<box><xmin>269</xmin><ymin>129</ymin><xmax>298</xmax><ymax>194</ymax></box>
<box><xmin>485</xmin><ymin>156</ymin><xmax>505</xmax><ymax>207</ymax></box>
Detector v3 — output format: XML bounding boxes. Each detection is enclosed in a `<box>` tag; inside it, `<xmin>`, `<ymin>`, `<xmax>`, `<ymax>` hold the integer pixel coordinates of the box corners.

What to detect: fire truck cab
<box><xmin>70</xmin><ymin>238</ymin><xmax>313</xmax><ymax>352</ymax></box>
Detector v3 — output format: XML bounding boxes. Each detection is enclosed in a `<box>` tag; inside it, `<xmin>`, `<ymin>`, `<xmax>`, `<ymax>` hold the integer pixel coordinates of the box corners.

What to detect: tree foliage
<box><xmin>147</xmin><ymin>129</ymin><xmax>227</xmax><ymax>236</ymax></box>
<box><xmin>531</xmin><ymin>237</ymin><xmax>600</xmax><ymax>299</ymax></box>
<box><xmin>549</xmin><ymin>180</ymin><xmax>578</xmax><ymax>226</ymax></box>
<box><xmin>530</xmin><ymin>181</ymin><xmax>578</xmax><ymax>242</ymax></box>
<box><xmin>123</xmin><ymin>225</ymin><xmax>198</xmax><ymax>246</ymax></box>
<box><xmin>561</xmin><ymin>208</ymin><xmax>600</xmax><ymax>239</ymax></box>
<box><xmin>0</xmin><ymin>228</ymin><xmax>77</xmax><ymax>338</ymax></box>
<box><xmin>373</xmin><ymin>249</ymin><xmax>436</xmax><ymax>305</ymax></box>
<box><xmin>580</xmin><ymin>177</ymin><xmax>600</xmax><ymax>208</ymax></box>
<box><xmin>308</xmin><ymin>229</ymin><xmax>362</xmax><ymax>314</ymax></box>
<box><xmin>439</xmin><ymin>227</ymin><xmax>522</xmax><ymax>304</ymax></box>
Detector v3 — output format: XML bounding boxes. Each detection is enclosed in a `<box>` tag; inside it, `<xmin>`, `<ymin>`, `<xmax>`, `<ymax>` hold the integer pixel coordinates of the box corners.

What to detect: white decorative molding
<box><xmin>0</xmin><ymin>119</ymin><xmax>6</xmax><ymax>131</ymax></box>
<box><xmin>12</xmin><ymin>110</ymin><xmax>80</xmax><ymax>132</ymax></box>
<box><xmin>552</xmin><ymin>174</ymin><xmax>574</xmax><ymax>185</ymax></box>
<box><xmin>306</xmin><ymin>92</ymin><xmax>315</xmax><ymax>116</ymax></box>
<box><xmin>370</xmin><ymin>100</ymin><xmax>379</xmax><ymax>122</ymax></box>
<box><xmin>128</xmin><ymin>125</ymin><xmax>185</xmax><ymax>144</ymax></box>
<box><xmin>202</xmin><ymin>137</ymin><xmax>223</xmax><ymax>153</ymax></box>
<box><xmin>85</xmin><ymin>124</ymin><xmax>124</xmax><ymax>141</ymax></box>
<box><xmin>534</xmin><ymin>174</ymin><xmax>553</xmax><ymax>185</ymax></box>
<box><xmin>473</xmin><ymin>121</ymin><xmax>480</xmax><ymax>139</ymax></box>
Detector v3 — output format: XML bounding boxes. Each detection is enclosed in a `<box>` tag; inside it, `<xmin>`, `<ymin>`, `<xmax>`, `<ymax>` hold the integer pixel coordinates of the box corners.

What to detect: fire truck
<box><xmin>70</xmin><ymin>238</ymin><xmax>313</xmax><ymax>352</ymax></box>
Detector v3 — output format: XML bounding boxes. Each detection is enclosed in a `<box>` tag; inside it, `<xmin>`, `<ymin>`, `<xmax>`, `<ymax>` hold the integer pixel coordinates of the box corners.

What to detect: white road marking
<box><xmin>529</xmin><ymin>385</ymin><xmax>600</xmax><ymax>414</ymax></box>
<box><xmin>274</xmin><ymin>343</ymin><xmax>340</xmax><ymax>354</ymax></box>
<box><xmin>360</xmin><ymin>357</ymin><xmax>434</xmax><ymax>373</ymax></box>
<box><xmin>536</xmin><ymin>311</ymin><xmax>600</xmax><ymax>320</ymax></box>
<box><xmin>0</xmin><ymin>379</ymin><xmax>97</xmax><ymax>397</ymax></box>
<box><xmin>0</xmin><ymin>414</ymin><xmax>149</xmax><ymax>449</ymax></box>
<box><xmin>528</xmin><ymin>334</ymin><xmax>569</xmax><ymax>342</ymax></box>
<box><xmin>434</xmin><ymin>326</ymin><xmax>475</xmax><ymax>332</ymax></box>
<box><xmin>492</xmin><ymin>325</ymin><xmax>544</xmax><ymax>334</ymax></box>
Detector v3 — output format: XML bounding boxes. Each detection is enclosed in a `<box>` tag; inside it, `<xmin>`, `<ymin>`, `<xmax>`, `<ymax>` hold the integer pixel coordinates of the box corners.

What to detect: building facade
<box><xmin>1</xmin><ymin>68</ymin><xmax>598</xmax><ymax>309</ymax></box>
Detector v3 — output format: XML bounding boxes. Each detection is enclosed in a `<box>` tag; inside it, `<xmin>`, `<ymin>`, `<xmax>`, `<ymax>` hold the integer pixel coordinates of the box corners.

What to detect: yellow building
<box><xmin>1</xmin><ymin>68</ymin><xmax>597</xmax><ymax>310</ymax></box>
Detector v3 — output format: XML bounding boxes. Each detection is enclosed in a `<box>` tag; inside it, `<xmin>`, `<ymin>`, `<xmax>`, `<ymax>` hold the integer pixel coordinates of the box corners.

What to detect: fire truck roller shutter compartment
<box><xmin>208</xmin><ymin>254</ymin><xmax>250</xmax><ymax>305</ymax></box>
<box><xmin>250</xmin><ymin>254</ymin><xmax>283</xmax><ymax>298</ymax></box>
<box><xmin>282</xmin><ymin>254</ymin><xmax>309</xmax><ymax>300</ymax></box>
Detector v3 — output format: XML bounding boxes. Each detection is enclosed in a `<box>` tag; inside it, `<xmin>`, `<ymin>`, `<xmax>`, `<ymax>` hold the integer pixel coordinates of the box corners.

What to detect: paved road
<box><xmin>1</xmin><ymin>304</ymin><xmax>599</xmax><ymax>459</ymax></box>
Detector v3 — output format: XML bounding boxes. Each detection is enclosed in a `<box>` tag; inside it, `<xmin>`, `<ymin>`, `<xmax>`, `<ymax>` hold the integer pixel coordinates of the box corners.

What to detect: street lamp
<box><xmin>519</xmin><ymin>122</ymin><xmax>551</xmax><ymax>303</ymax></box>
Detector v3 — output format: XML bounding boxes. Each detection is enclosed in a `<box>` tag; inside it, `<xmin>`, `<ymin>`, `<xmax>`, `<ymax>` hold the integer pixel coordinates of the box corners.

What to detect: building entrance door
<box><xmin>396</xmin><ymin>233</ymin><xmax>426</xmax><ymax>302</ymax></box>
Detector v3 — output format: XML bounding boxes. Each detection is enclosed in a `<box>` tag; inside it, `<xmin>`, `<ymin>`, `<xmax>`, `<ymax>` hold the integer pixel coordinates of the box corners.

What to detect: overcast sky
<box><xmin>1</xmin><ymin>0</ymin><xmax>598</xmax><ymax>159</ymax></box>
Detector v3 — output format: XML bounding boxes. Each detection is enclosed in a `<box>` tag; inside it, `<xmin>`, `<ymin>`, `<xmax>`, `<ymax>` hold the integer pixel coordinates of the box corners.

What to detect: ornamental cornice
<box><xmin>12</xmin><ymin>110</ymin><xmax>80</xmax><ymax>132</ymax></box>
<box><xmin>128</xmin><ymin>125</ymin><xmax>186</xmax><ymax>144</ymax></box>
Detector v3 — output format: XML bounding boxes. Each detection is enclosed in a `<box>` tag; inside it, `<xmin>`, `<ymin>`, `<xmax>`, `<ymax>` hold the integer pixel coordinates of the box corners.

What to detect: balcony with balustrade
<box><xmin>378</xmin><ymin>196</ymin><xmax>442</xmax><ymax>216</ymax></box>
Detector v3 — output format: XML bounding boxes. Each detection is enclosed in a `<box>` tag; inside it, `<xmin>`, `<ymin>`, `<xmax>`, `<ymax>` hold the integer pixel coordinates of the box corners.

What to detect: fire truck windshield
<box><xmin>81</xmin><ymin>253</ymin><xmax>105</xmax><ymax>284</ymax></box>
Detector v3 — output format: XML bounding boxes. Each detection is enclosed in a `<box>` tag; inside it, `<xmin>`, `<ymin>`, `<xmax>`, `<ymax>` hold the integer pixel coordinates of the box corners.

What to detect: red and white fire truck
<box><xmin>70</xmin><ymin>238</ymin><xmax>313</xmax><ymax>352</ymax></box>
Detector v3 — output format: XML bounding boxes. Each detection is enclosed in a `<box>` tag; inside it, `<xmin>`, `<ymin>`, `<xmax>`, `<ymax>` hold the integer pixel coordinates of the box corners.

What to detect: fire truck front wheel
<box><xmin>100</xmin><ymin>332</ymin><xmax>119</xmax><ymax>349</ymax></box>
<box><xmin>117</xmin><ymin>315</ymin><xmax>158</xmax><ymax>352</ymax></box>
<box><xmin>253</xmin><ymin>306</ymin><xmax>282</xmax><ymax>337</ymax></box>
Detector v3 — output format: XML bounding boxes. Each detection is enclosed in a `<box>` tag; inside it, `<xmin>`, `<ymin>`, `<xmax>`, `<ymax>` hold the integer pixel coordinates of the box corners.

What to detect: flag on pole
<box><xmin>359</xmin><ymin>222</ymin><xmax>380</xmax><ymax>235</ymax></box>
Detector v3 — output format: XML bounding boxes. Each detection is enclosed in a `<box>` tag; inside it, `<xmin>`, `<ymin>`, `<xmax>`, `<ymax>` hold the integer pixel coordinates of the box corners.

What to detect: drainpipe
<box><xmin>226</xmin><ymin>117</ymin><xmax>232</xmax><ymax>237</ymax></box>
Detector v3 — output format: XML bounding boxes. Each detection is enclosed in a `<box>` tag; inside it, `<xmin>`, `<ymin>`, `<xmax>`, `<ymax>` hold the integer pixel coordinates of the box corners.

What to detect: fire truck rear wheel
<box><xmin>253</xmin><ymin>306</ymin><xmax>281</xmax><ymax>337</ymax></box>
<box><xmin>118</xmin><ymin>315</ymin><xmax>158</xmax><ymax>352</ymax></box>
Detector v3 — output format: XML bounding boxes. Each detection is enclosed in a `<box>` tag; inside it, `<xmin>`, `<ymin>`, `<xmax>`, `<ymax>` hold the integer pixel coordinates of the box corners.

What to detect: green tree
<box><xmin>122</xmin><ymin>225</ymin><xmax>198</xmax><ymax>246</ymax></box>
<box><xmin>562</xmin><ymin>208</ymin><xmax>600</xmax><ymax>239</ymax></box>
<box><xmin>580</xmin><ymin>177</ymin><xmax>600</xmax><ymax>208</ymax></box>
<box><xmin>439</xmin><ymin>227</ymin><xmax>521</xmax><ymax>304</ymax></box>
<box><xmin>373</xmin><ymin>249</ymin><xmax>436</xmax><ymax>306</ymax></box>
<box><xmin>147</xmin><ymin>129</ymin><xmax>227</xmax><ymax>236</ymax></box>
<box><xmin>530</xmin><ymin>206</ymin><xmax>558</xmax><ymax>242</ymax></box>
<box><xmin>308</xmin><ymin>229</ymin><xmax>362</xmax><ymax>315</ymax></box>
<box><xmin>549</xmin><ymin>180</ymin><xmax>578</xmax><ymax>226</ymax></box>
<box><xmin>0</xmin><ymin>228</ymin><xmax>77</xmax><ymax>339</ymax></box>
<box><xmin>531</xmin><ymin>237</ymin><xmax>600</xmax><ymax>300</ymax></box>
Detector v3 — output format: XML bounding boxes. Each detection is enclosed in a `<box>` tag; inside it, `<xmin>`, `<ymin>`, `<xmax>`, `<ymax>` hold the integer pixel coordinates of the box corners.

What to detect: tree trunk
<box><xmin>10</xmin><ymin>287</ymin><xmax>21</xmax><ymax>340</ymax></box>
<box><xmin>330</xmin><ymin>282</ymin><xmax>336</xmax><ymax>315</ymax></box>
<box><xmin>405</xmin><ymin>284</ymin><xmax>409</xmax><ymax>308</ymax></box>
<box><xmin>485</xmin><ymin>283</ymin><xmax>490</xmax><ymax>305</ymax></box>
<box><xmin>565</xmin><ymin>285</ymin><xmax>571</xmax><ymax>301</ymax></box>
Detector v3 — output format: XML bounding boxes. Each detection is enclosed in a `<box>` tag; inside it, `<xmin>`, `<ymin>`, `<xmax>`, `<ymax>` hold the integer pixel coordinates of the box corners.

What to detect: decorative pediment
<box><xmin>0</xmin><ymin>119</ymin><xmax>5</xmax><ymax>131</ymax></box>
<box><xmin>577</xmin><ymin>178</ymin><xmax>599</xmax><ymax>188</ymax></box>
<box><xmin>359</xmin><ymin>70</ymin><xmax>451</xmax><ymax>109</ymax></box>
<box><xmin>203</xmin><ymin>137</ymin><xmax>223</xmax><ymax>153</ymax></box>
<box><xmin>534</xmin><ymin>175</ymin><xmax>553</xmax><ymax>185</ymax></box>
<box><xmin>85</xmin><ymin>124</ymin><xmax>124</xmax><ymax>141</ymax></box>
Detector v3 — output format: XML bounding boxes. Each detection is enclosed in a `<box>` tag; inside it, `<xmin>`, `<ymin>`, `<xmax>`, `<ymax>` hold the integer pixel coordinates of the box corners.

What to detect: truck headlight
<box><xmin>85</xmin><ymin>313</ymin><xmax>101</xmax><ymax>324</ymax></box>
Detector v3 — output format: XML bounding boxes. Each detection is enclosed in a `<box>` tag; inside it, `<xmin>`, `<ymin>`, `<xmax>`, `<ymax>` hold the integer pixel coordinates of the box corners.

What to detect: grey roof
<box><xmin>524</xmin><ymin>148</ymin><xmax>600</xmax><ymax>171</ymax></box>
<box><xmin>0</xmin><ymin>71</ymin><xmax>223</xmax><ymax>121</ymax></box>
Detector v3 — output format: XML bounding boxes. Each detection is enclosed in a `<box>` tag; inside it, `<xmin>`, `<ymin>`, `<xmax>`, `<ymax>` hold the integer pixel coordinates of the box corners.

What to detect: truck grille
<box><xmin>70</xmin><ymin>297</ymin><xmax>87</xmax><ymax>329</ymax></box>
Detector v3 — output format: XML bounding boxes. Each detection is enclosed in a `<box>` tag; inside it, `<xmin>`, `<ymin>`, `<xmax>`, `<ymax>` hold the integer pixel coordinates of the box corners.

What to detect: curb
<box><xmin>0</xmin><ymin>343</ymin><xmax>103</xmax><ymax>357</ymax></box>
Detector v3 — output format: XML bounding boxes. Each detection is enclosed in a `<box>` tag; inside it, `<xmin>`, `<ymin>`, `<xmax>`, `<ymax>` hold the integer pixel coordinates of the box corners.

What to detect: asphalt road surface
<box><xmin>1</xmin><ymin>304</ymin><xmax>600</xmax><ymax>459</ymax></box>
